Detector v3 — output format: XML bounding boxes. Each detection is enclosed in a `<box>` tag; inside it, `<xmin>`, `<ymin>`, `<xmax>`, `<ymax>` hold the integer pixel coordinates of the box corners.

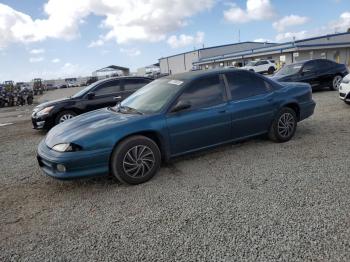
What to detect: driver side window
<box><xmin>175</xmin><ymin>75</ymin><xmax>226</xmax><ymax>111</ymax></box>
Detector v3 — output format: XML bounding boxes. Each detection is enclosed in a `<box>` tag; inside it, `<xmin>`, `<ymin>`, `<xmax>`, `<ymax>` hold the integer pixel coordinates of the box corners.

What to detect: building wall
<box><xmin>199</xmin><ymin>42</ymin><xmax>274</xmax><ymax>59</ymax></box>
<box><xmin>159</xmin><ymin>58</ymin><xmax>169</xmax><ymax>74</ymax></box>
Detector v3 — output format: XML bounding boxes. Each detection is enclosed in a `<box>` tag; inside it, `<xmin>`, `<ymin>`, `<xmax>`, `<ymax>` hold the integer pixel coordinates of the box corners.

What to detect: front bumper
<box><xmin>31</xmin><ymin>113</ymin><xmax>54</xmax><ymax>130</ymax></box>
<box><xmin>37</xmin><ymin>139</ymin><xmax>111</xmax><ymax>179</ymax></box>
<box><xmin>339</xmin><ymin>82</ymin><xmax>350</xmax><ymax>102</ymax></box>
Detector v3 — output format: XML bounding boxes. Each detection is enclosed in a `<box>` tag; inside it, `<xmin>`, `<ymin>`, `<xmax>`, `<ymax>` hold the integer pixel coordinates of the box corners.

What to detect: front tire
<box><xmin>110</xmin><ymin>136</ymin><xmax>161</xmax><ymax>185</ymax></box>
<box><xmin>330</xmin><ymin>75</ymin><xmax>342</xmax><ymax>91</ymax></box>
<box><xmin>268</xmin><ymin>67</ymin><xmax>275</xmax><ymax>75</ymax></box>
<box><xmin>55</xmin><ymin>110</ymin><xmax>77</xmax><ymax>125</ymax></box>
<box><xmin>269</xmin><ymin>108</ymin><xmax>297</xmax><ymax>143</ymax></box>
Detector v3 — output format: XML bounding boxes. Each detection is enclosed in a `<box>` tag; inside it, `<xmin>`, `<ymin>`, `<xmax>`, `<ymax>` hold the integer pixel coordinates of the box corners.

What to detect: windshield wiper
<box><xmin>119</xmin><ymin>105</ymin><xmax>144</xmax><ymax>115</ymax></box>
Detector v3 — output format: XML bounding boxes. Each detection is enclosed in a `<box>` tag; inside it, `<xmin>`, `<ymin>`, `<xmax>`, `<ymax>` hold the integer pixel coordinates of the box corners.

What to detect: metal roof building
<box><xmin>159</xmin><ymin>32</ymin><xmax>350</xmax><ymax>74</ymax></box>
<box><xmin>159</xmin><ymin>42</ymin><xmax>276</xmax><ymax>75</ymax></box>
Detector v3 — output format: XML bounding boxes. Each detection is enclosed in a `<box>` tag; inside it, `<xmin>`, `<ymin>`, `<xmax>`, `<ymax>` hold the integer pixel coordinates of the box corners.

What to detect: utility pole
<box><xmin>238</xmin><ymin>29</ymin><xmax>241</xmax><ymax>43</ymax></box>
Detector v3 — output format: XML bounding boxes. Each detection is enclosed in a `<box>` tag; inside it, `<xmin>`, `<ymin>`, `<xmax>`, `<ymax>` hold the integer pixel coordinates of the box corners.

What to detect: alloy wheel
<box><xmin>333</xmin><ymin>76</ymin><xmax>342</xmax><ymax>90</ymax></box>
<box><xmin>59</xmin><ymin>114</ymin><xmax>75</xmax><ymax>123</ymax></box>
<box><xmin>122</xmin><ymin>145</ymin><xmax>155</xmax><ymax>178</ymax></box>
<box><xmin>277</xmin><ymin>113</ymin><xmax>295</xmax><ymax>138</ymax></box>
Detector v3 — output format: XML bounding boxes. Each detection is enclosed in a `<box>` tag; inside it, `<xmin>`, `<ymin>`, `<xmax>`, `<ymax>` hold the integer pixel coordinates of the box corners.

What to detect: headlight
<box><xmin>36</xmin><ymin>106</ymin><xmax>54</xmax><ymax>117</ymax></box>
<box><xmin>342</xmin><ymin>76</ymin><xmax>350</xmax><ymax>84</ymax></box>
<box><xmin>52</xmin><ymin>143</ymin><xmax>82</xmax><ymax>152</ymax></box>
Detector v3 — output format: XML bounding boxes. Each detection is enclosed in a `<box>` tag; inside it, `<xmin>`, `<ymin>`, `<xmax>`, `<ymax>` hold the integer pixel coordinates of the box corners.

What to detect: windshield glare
<box><xmin>120</xmin><ymin>78</ymin><xmax>185</xmax><ymax>114</ymax></box>
<box><xmin>276</xmin><ymin>63</ymin><xmax>303</xmax><ymax>76</ymax></box>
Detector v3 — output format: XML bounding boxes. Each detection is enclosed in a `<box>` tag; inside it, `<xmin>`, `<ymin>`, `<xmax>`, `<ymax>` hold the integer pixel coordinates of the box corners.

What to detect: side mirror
<box><xmin>171</xmin><ymin>100</ymin><xmax>191</xmax><ymax>113</ymax></box>
<box><xmin>87</xmin><ymin>92</ymin><xmax>95</xmax><ymax>100</ymax></box>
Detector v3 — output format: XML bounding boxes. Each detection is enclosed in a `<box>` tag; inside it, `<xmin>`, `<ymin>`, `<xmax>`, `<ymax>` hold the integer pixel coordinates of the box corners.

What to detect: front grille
<box><xmin>340</xmin><ymin>93</ymin><xmax>346</xmax><ymax>98</ymax></box>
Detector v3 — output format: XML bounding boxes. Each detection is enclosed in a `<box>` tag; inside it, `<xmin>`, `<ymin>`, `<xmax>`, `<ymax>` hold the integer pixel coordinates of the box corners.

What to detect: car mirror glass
<box><xmin>87</xmin><ymin>92</ymin><xmax>95</xmax><ymax>100</ymax></box>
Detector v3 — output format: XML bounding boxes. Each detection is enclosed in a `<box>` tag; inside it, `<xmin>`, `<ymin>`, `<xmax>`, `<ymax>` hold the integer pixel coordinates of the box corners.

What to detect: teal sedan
<box><xmin>37</xmin><ymin>69</ymin><xmax>316</xmax><ymax>185</ymax></box>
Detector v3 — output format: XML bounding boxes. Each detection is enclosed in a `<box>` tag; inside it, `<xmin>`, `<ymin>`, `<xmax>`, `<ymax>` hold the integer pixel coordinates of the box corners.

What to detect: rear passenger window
<box><xmin>226</xmin><ymin>72</ymin><xmax>271</xmax><ymax>100</ymax></box>
<box><xmin>124</xmin><ymin>79</ymin><xmax>151</xmax><ymax>91</ymax></box>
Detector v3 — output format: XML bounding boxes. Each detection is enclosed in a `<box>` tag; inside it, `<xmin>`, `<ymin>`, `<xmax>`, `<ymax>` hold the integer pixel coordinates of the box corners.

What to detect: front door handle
<box><xmin>114</xmin><ymin>96</ymin><xmax>122</xmax><ymax>100</ymax></box>
<box><xmin>218</xmin><ymin>110</ymin><xmax>227</xmax><ymax>113</ymax></box>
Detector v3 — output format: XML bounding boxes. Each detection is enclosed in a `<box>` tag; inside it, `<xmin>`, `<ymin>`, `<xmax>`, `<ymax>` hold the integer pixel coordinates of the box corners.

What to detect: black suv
<box><xmin>32</xmin><ymin>76</ymin><xmax>153</xmax><ymax>130</ymax></box>
<box><xmin>272</xmin><ymin>59</ymin><xmax>348</xmax><ymax>90</ymax></box>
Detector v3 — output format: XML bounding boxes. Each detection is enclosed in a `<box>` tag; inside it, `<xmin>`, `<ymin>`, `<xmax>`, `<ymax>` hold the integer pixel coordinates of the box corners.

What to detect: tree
<box><xmin>348</xmin><ymin>28</ymin><xmax>350</xmax><ymax>33</ymax></box>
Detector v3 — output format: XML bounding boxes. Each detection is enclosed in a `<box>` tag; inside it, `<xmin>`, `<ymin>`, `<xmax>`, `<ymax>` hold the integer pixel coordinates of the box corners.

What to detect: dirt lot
<box><xmin>1</xmin><ymin>90</ymin><xmax>350</xmax><ymax>261</ymax></box>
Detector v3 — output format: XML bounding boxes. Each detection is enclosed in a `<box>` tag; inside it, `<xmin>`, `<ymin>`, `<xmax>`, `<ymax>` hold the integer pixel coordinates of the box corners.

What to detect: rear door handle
<box><xmin>218</xmin><ymin>110</ymin><xmax>227</xmax><ymax>113</ymax></box>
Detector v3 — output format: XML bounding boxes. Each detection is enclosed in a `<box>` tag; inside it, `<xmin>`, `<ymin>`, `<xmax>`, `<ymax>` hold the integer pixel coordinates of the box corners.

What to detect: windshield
<box><xmin>246</xmin><ymin>61</ymin><xmax>258</xmax><ymax>66</ymax></box>
<box><xmin>119</xmin><ymin>78</ymin><xmax>185</xmax><ymax>114</ymax></box>
<box><xmin>71</xmin><ymin>80</ymin><xmax>101</xmax><ymax>98</ymax></box>
<box><xmin>275</xmin><ymin>63</ymin><xmax>303</xmax><ymax>76</ymax></box>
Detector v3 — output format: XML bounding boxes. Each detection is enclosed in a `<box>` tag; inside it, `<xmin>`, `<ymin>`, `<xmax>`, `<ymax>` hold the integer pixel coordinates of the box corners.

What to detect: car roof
<box><xmin>290</xmin><ymin>59</ymin><xmax>335</xmax><ymax>65</ymax></box>
<box><xmin>165</xmin><ymin>68</ymin><xmax>239</xmax><ymax>81</ymax></box>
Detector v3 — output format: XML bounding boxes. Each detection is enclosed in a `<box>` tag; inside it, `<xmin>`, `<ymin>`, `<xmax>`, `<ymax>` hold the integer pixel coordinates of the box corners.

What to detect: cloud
<box><xmin>29</xmin><ymin>48</ymin><xmax>45</xmax><ymax>54</ymax></box>
<box><xmin>0</xmin><ymin>0</ymin><xmax>215</xmax><ymax>48</ymax></box>
<box><xmin>273</xmin><ymin>15</ymin><xmax>309</xmax><ymax>32</ymax></box>
<box><xmin>51</xmin><ymin>58</ymin><xmax>60</xmax><ymax>63</ymax></box>
<box><xmin>223</xmin><ymin>0</ymin><xmax>275</xmax><ymax>24</ymax></box>
<box><xmin>88</xmin><ymin>39</ymin><xmax>104</xmax><ymax>48</ymax></box>
<box><xmin>29</xmin><ymin>57</ymin><xmax>44</xmax><ymax>63</ymax></box>
<box><xmin>120</xmin><ymin>48</ymin><xmax>141</xmax><ymax>57</ymax></box>
<box><xmin>167</xmin><ymin>31</ymin><xmax>205</xmax><ymax>48</ymax></box>
<box><xmin>275</xmin><ymin>11</ymin><xmax>350</xmax><ymax>42</ymax></box>
<box><xmin>254</xmin><ymin>38</ymin><xmax>272</xmax><ymax>42</ymax></box>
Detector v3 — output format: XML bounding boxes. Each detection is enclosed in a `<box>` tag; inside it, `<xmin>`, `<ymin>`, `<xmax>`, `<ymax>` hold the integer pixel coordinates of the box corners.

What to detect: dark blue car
<box><xmin>37</xmin><ymin>69</ymin><xmax>316</xmax><ymax>185</ymax></box>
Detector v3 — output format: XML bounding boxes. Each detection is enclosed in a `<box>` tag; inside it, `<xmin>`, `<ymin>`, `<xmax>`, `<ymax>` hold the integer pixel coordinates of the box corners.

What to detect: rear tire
<box><xmin>330</xmin><ymin>75</ymin><xmax>342</xmax><ymax>91</ymax></box>
<box><xmin>27</xmin><ymin>97</ymin><xmax>33</xmax><ymax>105</ymax></box>
<box><xmin>269</xmin><ymin>108</ymin><xmax>297</xmax><ymax>143</ymax></box>
<box><xmin>110</xmin><ymin>136</ymin><xmax>161</xmax><ymax>185</ymax></box>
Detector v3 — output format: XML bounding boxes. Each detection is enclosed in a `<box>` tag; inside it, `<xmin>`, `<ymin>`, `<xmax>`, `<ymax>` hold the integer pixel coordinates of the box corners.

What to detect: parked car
<box><xmin>242</xmin><ymin>60</ymin><xmax>276</xmax><ymax>74</ymax></box>
<box><xmin>32</xmin><ymin>76</ymin><xmax>153</xmax><ymax>130</ymax></box>
<box><xmin>37</xmin><ymin>69</ymin><xmax>315</xmax><ymax>185</ymax></box>
<box><xmin>272</xmin><ymin>59</ymin><xmax>349</xmax><ymax>91</ymax></box>
<box><xmin>339</xmin><ymin>74</ymin><xmax>350</xmax><ymax>104</ymax></box>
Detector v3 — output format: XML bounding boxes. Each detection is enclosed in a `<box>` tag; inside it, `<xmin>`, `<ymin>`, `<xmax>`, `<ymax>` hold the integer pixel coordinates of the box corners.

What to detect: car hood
<box><xmin>270</xmin><ymin>74</ymin><xmax>292</xmax><ymax>82</ymax></box>
<box><xmin>45</xmin><ymin>108</ymin><xmax>142</xmax><ymax>148</ymax></box>
<box><xmin>35</xmin><ymin>97</ymin><xmax>72</xmax><ymax>110</ymax></box>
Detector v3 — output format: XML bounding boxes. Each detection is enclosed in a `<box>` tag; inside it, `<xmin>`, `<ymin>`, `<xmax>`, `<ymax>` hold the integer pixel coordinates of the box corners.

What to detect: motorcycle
<box><xmin>18</xmin><ymin>88</ymin><xmax>34</xmax><ymax>105</ymax></box>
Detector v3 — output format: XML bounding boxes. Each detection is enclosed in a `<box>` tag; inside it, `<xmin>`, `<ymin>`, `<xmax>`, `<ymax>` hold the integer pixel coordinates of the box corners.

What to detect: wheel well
<box><xmin>114</xmin><ymin>131</ymin><xmax>166</xmax><ymax>161</ymax></box>
<box><xmin>284</xmin><ymin>103</ymin><xmax>300</xmax><ymax>120</ymax></box>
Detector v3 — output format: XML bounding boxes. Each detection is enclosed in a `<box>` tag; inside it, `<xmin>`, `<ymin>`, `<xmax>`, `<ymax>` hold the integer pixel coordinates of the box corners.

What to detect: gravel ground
<box><xmin>1</xmin><ymin>90</ymin><xmax>350</xmax><ymax>261</ymax></box>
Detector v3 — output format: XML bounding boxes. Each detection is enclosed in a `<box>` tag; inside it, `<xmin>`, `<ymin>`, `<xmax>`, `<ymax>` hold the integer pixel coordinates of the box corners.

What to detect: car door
<box><xmin>258</xmin><ymin>61</ymin><xmax>268</xmax><ymax>73</ymax></box>
<box><xmin>83</xmin><ymin>79</ymin><xmax>122</xmax><ymax>112</ymax></box>
<box><xmin>166</xmin><ymin>75</ymin><xmax>231</xmax><ymax>156</ymax></box>
<box><xmin>254</xmin><ymin>61</ymin><xmax>263</xmax><ymax>72</ymax></box>
<box><xmin>299</xmin><ymin>60</ymin><xmax>320</xmax><ymax>88</ymax></box>
<box><xmin>225</xmin><ymin>71</ymin><xmax>276</xmax><ymax>139</ymax></box>
<box><xmin>316</xmin><ymin>60</ymin><xmax>335</xmax><ymax>87</ymax></box>
<box><xmin>122</xmin><ymin>78</ymin><xmax>152</xmax><ymax>99</ymax></box>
